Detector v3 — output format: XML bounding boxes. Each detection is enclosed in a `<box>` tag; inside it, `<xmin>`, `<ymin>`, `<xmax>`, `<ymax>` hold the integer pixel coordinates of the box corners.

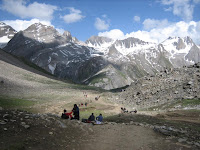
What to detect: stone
<box><xmin>178</xmin><ymin>138</ymin><xmax>187</xmax><ymax>143</ymax></box>
<box><xmin>88</xmin><ymin>128</ymin><xmax>93</xmax><ymax>132</ymax></box>
<box><xmin>4</xmin><ymin>128</ymin><xmax>7</xmax><ymax>131</ymax></box>
<box><xmin>3</xmin><ymin>114</ymin><xmax>9</xmax><ymax>118</ymax></box>
<box><xmin>24</xmin><ymin>125</ymin><xmax>30</xmax><ymax>129</ymax></box>
<box><xmin>49</xmin><ymin>132</ymin><xmax>53</xmax><ymax>135</ymax></box>
<box><xmin>21</xmin><ymin>122</ymin><xmax>26</xmax><ymax>125</ymax></box>
<box><xmin>25</xmin><ymin>116</ymin><xmax>29</xmax><ymax>119</ymax></box>
<box><xmin>0</xmin><ymin>120</ymin><xmax>7</xmax><ymax>125</ymax></box>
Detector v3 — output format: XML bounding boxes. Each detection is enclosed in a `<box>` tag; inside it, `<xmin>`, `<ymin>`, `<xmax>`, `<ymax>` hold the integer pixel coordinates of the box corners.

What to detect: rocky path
<box><xmin>84</xmin><ymin>123</ymin><xmax>193</xmax><ymax>150</ymax></box>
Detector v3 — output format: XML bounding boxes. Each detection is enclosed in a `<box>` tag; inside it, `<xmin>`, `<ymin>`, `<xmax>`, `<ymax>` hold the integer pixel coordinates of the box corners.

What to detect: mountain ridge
<box><xmin>1</xmin><ymin>22</ymin><xmax>200</xmax><ymax>90</ymax></box>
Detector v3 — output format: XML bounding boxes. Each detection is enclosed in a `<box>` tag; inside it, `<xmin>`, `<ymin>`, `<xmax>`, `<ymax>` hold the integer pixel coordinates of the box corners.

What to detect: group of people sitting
<box><xmin>121</xmin><ymin>107</ymin><xmax>137</xmax><ymax>114</ymax></box>
<box><xmin>61</xmin><ymin>104</ymin><xmax>80</xmax><ymax>120</ymax></box>
<box><xmin>61</xmin><ymin>104</ymin><xmax>103</xmax><ymax>124</ymax></box>
<box><xmin>82</xmin><ymin>113</ymin><xmax>103</xmax><ymax>124</ymax></box>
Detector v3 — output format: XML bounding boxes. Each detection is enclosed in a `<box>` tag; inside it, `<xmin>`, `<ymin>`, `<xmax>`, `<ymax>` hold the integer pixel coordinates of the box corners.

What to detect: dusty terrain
<box><xmin>1</xmin><ymin>109</ymin><xmax>199</xmax><ymax>150</ymax></box>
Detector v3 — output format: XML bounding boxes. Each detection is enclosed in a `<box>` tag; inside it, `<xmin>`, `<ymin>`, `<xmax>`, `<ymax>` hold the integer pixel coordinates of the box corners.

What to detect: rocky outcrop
<box><xmin>110</xmin><ymin>63</ymin><xmax>200</xmax><ymax>109</ymax></box>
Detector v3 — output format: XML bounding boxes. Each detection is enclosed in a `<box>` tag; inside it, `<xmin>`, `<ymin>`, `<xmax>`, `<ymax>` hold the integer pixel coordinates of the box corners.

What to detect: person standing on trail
<box><xmin>96</xmin><ymin>114</ymin><xmax>103</xmax><ymax>124</ymax></box>
<box><xmin>72</xmin><ymin>104</ymin><xmax>80</xmax><ymax>120</ymax></box>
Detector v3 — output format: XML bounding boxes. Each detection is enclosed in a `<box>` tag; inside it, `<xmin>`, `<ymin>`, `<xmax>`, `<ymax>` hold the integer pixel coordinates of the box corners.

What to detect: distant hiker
<box><xmin>121</xmin><ymin>107</ymin><xmax>128</xmax><ymax>113</ymax></box>
<box><xmin>88</xmin><ymin>113</ymin><xmax>95</xmax><ymax>122</ymax></box>
<box><xmin>61</xmin><ymin>109</ymin><xmax>73</xmax><ymax>119</ymax></box>
<box><xmin>72</xmin><ymin>104</ymin><xmax>80</xmax><ymax>120</ymax></box>
<box><xmin>96</xmin><ymin>114</ymin><xmax>103</xmax><ymax>124</ymax></box>
<box><xmin>130</xmin><ymin>109</ymin><xmax>137</xmax><ymax>114</ymax></box>
<box><xmin>85</xmin><ymin>102</ymin><xmax>88</xmax><ymax>107</ymax></box>
<box><xmin>95</xmin><ymin>96</ymin><xmax>100</xmax><ymax>101</ymax></box>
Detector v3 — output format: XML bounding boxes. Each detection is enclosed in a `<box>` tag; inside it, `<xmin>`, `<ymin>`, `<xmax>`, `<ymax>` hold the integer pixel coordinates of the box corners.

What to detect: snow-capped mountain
<box><xmin>159</xmin><ymin>36</ymin><xmax>200</xmax><ymax>67</ymax></box>
<box><xmin>86</xmin><ymin>36</ymin><xmax>114</xmax><ymax>54</ymax></box>
<box><xmin>2</xmin><ymin>22</ymin><xmax>200</xmax><ymax>90</ymax></box>
<box><xmin>3</xmin><ymin>23</ymin><xmax>109</xmax><ymax>85</ymax></box>
<box><xmin>0</xmin><ymin>22</ymin><xmax>17</xmax><ymax>48</ymax></box>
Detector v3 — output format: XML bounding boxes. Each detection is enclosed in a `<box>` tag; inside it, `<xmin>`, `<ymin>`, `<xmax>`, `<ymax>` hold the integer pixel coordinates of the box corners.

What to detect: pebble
<box><xmin>0</xmin><ymin>120</ymin><xmax>7</xmax><ymax>125</ymax></box>
<box><xmin>4</xmin><ymin>128</ymin><xmax>7</xmax><ymax>131</ymax></box>
<box><xmin>24</xmin><ymin>125</ymin><xmax>30</xmax><ymax>129</ymax></box>
<box><xmin>3</xmin><ymin>114</ymin><xmax>9</xmax><ymax>118</ymax></box>
<box><xmin>49</xmin><ymin>132</ymin><xmax>53</xmax><ymax>135</ymax></box>
<box><xmin>178</xmin><ymin>138</ymin><xmax>187</xmax><ymax>143</ymax></box>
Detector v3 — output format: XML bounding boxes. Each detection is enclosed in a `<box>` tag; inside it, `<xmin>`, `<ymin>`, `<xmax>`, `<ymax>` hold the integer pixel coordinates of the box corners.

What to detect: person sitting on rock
<box><xmin>61</xmin><ymin>109</ymin><xmax>73</xmax><ymax>119</ymax></box>
<box><xmin>96</xmin><ymin>114</ymin><xmax>103</xmax><ymax>124</ymax></box>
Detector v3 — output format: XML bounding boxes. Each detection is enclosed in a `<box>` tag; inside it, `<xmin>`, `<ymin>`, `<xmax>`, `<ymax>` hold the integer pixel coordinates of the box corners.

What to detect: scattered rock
<box><xmin>178</xmin><ymin>138</ymin><xmax>187</xmax><ymax>143</ymax></box>
<box><xmin>0</xmin><ymin>120</ymin><xmax>7</xmax><ymax>125</ymax></box>
<box><xmin>24</xmin><ymin>125</ymin><xmax>30</xmax><ymax>129</ymax></box>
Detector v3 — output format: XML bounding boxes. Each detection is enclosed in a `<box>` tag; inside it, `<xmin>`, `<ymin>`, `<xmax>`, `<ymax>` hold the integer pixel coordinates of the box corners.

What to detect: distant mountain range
<box><xmin>1</xmin><ymin>22</ymin><xmax>200</xmax><ymax>90</ymax></box>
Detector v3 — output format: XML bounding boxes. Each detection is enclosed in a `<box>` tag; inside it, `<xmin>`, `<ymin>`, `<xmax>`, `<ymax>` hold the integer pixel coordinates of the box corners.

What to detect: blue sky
<box><xmin>0</xmin><ymin>0</ymin><xmax>200</xmax><ymax>44</ymax></box>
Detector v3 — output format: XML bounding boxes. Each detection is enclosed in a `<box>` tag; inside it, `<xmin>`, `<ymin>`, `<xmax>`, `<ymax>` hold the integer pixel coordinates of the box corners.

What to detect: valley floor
<box><xmin>1</xmin><ymin>108</ymin><xmax>200</xmax><ymax>150</ymax></box>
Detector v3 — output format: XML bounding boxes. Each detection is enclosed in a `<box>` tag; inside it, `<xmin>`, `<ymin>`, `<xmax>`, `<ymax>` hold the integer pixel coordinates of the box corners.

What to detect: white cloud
<box><xmin>98</xmin><ymin>21</ymin><xmax>200</xmax><ymax>44</ymax></box>
<box><xmin>3</xmin><ymin>19</ymin><xmax>52</xmax><ymax>31</ymax></box>
<box><xmin>133</xmin><ymin>16</ymin><xmax>140</xmax><ymax>22</ymax></box>
<box><xmin>160</xmin><ymin>0</ymin><xmax>196</xmax><ymax>21</ymax></box>
<box><xmin>1</xmin><ymin>0</ymin><xmax>57</xmax><ymax>21</ymax></box>
<box><xmin>3</xmin><ymin>19</ymin><xmax>65</xmax><ymax>34</ymax></box>
<box><xmin>143</xmin><ymin>19</ymin><xmax>170</xmax><ymax>30</ymax></box>
<box><xmin>94</xmin><ymin>17</ymin><xmax>110</xmax><ymax>31</ymax></box>
<box><xmin>98</xmin><ymin>29</ymin><xmax>125</xmax><ymax>40</ymax></box>
<box><xmin>127</xmin><ymin>21</ymin><xmax>200</xmax><ymax>44</ymax></box>
<box><xmin>62</xmin><ymin>7</ymin><xmax>85</xmax><ymax>24</ymax></box>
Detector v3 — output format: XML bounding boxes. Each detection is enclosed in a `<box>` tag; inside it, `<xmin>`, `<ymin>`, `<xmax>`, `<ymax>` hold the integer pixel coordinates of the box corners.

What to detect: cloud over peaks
<box><xmin>143</xmin><ymin>19</ymin><xmax>170</xmax><ymax>30</ymax></box>
<box><xmin>62</xmin><ymin>7</ymin><xmax>85</xmax><ymax>24</ymax></box>
<box><xmin>1</xmin><ymin>0</ymin><xmax>57</xmax><ymax>21</ymax></box>
<box><xmin>160</xmin><ymin>0</ymin><xmax>199</xmax><ymax>21</ymax></box>
<box><xmin>134</xmin><ymin>16</ymin><xmax>140</xmax><ymax>22</ymax></box>
<box><xmin>98</xmin><ymin>29</ymin><xmax>124</xmax><ymax>40</ymax></box>
<box><xmin>94</xmin><ymin>16</ymin><xmax>110</xmax><ymax>31</ymax></box>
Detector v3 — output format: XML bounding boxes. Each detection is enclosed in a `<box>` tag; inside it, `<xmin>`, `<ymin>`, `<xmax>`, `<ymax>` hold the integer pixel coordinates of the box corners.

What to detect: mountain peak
<box><xmin>0</xmin><ymin>22</ymin><xmax>7</xmax><ymax>27</ymax></box>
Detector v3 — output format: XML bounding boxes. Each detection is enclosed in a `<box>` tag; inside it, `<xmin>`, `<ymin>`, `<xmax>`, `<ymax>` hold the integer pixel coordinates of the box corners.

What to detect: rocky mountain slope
<box><xmin>0</xmin><ymin>22</ymin><xmax>17</xmax><ymax>48</ymax></box>
<box><xmin>2</xmin><ymin>22</ymin><xmax>200</xmax><ymax>90</ymax></box>
<box><xmin>109</xmin><ymin>63</ymin><xmax>200</xmax><ymax>110</ymax></box>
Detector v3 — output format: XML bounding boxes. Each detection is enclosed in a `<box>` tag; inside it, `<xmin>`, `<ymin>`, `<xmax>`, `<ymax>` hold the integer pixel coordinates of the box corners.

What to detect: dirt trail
<box><xmin>81</xmin><ymin>124</ymin><xmax>192</xmax><ymax>150</ymax></box>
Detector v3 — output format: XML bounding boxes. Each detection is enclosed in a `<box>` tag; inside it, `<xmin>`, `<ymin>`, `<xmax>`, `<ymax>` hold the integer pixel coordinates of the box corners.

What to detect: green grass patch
<box><xmin>0</xmin><ymin>96</ymin><xmax>36</xmax><ymax>109</ymax></box>
<box><xmin>182</xmin><ymin>99</ymin><xmax>200</xmax><ymax>106</ymax></box>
